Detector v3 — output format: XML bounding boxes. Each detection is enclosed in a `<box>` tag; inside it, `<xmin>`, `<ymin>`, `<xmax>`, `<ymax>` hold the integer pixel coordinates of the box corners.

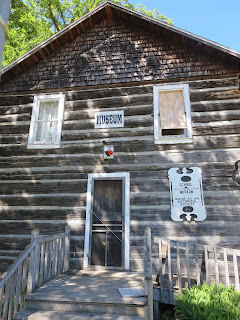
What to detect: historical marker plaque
<box><xmin>168</xmin><ymin>167</ymin><xmax>206</xmax><ymax>222</ymax></box>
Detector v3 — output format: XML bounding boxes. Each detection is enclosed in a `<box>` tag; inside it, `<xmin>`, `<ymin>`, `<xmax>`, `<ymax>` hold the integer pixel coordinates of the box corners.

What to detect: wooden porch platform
<box><xmin>14</xmin><ymin>270</ymin><xmax>145</xmax><ymax>320</ymax></box>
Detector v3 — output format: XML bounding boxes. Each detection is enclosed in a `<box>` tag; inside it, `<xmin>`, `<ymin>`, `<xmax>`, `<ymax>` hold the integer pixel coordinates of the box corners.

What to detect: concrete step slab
<box><xmin>13</xmin><ymin>310</ymin><xmax>145</xmax><ymax>320</ymax></box>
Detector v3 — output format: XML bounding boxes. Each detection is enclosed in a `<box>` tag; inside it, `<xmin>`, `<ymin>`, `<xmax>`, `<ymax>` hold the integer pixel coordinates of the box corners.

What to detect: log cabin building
<box><xmin>0</xmin><ymin>1</ymin><xmax>240</xmax><ymax>273</ymax></box>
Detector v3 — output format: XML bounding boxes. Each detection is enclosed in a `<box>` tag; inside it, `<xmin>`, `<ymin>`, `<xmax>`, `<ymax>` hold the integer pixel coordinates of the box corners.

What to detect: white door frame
<box><xmin>83</xmin><ymin>172</ymin><xmax>130</xmax><ymax>270</ymax></box>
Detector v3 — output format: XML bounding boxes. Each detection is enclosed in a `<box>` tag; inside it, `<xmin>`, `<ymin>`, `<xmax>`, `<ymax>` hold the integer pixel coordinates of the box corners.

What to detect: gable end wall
<box><xmin>0</xmin><ymin>19</ymin><xmax>239</xmax><ymax>93</ymax></box>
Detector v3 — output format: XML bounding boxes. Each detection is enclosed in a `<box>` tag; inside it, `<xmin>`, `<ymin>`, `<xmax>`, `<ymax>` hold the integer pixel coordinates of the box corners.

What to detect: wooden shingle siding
<box><xmin>0</xmin><ymin>74</ymin><xmax>239</xmax><ymax>271</ymax></box>
<box><xmin>0</xmin><ymin>19</ymin><xmax>239</xmax><ymax>93</ymax></box>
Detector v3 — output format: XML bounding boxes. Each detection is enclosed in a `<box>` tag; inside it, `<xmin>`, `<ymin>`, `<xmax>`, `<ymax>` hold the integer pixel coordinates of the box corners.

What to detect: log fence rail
<box><xmin>0</xmin><ymin>226</ymin><xmax>70</xmax><ymax>320</ymax></box>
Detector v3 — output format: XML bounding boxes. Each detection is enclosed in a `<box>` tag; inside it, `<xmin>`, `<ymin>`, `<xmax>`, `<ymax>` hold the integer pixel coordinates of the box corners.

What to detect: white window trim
<box><xmin>153</xmin><ymin>83</ymin><xmax>193</xmax><ymax>144</ymax></box>
<box><xmin>83</xmin><ymin>172</ymin><xmax>130</xmax><ymax>270</ymax></box>
<box><xmin>27</xmin><ymin>93</ymin><xmax>65</xmax><ymax>149</ymax></box>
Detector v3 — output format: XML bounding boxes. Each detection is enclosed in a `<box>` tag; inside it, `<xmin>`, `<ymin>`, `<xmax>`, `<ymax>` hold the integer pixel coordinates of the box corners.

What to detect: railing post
<box><xmin>63</xmin><ymin>226</ymin><xmax>70</xmax><ymax>272</ymax></box>
<box><xmin>144</xmin><ymin>227</ymin><xmax>153</xmax><ymax>320</ymax></box>
<box><xmin>27</xmin><ymin>229</ymin><xmax>39</xmax><ymax>293</ymax></box>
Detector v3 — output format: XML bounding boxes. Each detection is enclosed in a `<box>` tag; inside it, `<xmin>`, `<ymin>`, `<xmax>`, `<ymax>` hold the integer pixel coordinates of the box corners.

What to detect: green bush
<box><xmin>175</xmin><ymin>283</ymin><xmax>240</xmax><ymax>320</ymax></box>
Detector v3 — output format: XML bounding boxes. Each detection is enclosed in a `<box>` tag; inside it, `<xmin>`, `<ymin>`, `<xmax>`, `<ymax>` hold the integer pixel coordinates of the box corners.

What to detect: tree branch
<box><xmin>48</xmin><ymin>4</ymin><xmax>60</xmax><ymax>31</ymax></box>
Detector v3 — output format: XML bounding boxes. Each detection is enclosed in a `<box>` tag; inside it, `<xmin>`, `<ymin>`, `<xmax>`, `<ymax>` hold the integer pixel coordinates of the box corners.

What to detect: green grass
<box><xmin>175</xmin><ymin>283</ymin><xmax>240</xmax><ymax>320</ymax></box>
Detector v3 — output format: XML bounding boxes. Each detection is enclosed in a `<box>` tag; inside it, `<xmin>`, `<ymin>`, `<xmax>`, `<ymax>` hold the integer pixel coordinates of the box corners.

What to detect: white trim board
<box><xmin>83</xmin><ymin>172</ymin><xmax>130</xmax><ymax>270</ymax></box>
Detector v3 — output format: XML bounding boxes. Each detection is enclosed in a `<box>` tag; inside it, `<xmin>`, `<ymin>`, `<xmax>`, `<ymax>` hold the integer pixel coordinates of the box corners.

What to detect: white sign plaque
<box><xmin>95</xmin><ymin>111</ymin><xmax>124</xmax><ymax>128</ymax></box>
<box><xmin>168</xmin><ymin>167</ymin><xmax>206</xmax><ymax>222</ymax></box>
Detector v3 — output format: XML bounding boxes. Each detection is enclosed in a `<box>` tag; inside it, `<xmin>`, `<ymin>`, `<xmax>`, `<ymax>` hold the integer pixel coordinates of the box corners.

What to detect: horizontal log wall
<box><xmin>0</xmin><ymin>75</ymin><xmax>239</xmax><ymax>272</ymax></box>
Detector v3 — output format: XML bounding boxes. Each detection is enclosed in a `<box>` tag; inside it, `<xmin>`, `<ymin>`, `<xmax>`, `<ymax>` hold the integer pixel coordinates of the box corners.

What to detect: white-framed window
<box><xmin>153</xmin><ymin>83</ymin><xmax>193</xmax><ymax>144</ymax></box>
<box><xmin>27</xmin><ymin>93</ymin><xmax>65</xmax><ymax>149</ymax></box>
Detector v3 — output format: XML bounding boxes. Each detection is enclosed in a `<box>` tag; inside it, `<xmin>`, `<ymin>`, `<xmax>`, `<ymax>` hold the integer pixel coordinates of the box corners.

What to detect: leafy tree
<box><xmin>2</xmin><ymin>0</ymin><xmax>173</xmax><ymax>67</ymax></box>
<box><xmin>3</xmin><ymin>0</ymin><xmax>53</xmax><ymax>67</ymax></box>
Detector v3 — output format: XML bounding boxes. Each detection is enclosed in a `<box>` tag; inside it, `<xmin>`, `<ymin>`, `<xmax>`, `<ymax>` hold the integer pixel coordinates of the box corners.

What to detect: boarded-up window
<box><xmin>153</xmin><ymin>84</ymin><xmax>193</xmax><ymax>144</ymax></box>
<box><xmin>159</xmin><ymin>90</ymin><xmax>187</xmax><ymax>129</ymax></box>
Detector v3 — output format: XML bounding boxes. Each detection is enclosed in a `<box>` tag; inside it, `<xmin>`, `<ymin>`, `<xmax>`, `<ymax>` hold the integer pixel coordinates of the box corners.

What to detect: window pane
<box><xmin>34</xmin><ymin>120</ymin><xmax>58</xmax><ymax>144</ymax></box>
<box><xmin>38</xmin><ymin>101</ymin><xmax>59</xmax><ymax>121</ymax></box>
<box><xmin>34</xmin><ymin>100</ymin><xmax>59</xmax><ymax>144</ymax></box>
<box><xmin>159</xmin><ymin>90</ymin><xmax>187</xmax><ymax>129</ymax></box>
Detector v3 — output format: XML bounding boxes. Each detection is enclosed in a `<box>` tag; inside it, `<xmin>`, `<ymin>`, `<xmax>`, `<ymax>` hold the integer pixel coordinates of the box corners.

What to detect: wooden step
<box><xmin>25</xmin><ymin>298</ymin><xmax>145</xmax><ymax>316</ymax></box>
<box><xmin>14</xmin><ymin>271</ymin><xmax>145</xmax><ymax>318</ymax></box>
<box><xmin>13</xmin><ymin>310</ymin><xmax>144</xmax><ymax>320</ymax></box>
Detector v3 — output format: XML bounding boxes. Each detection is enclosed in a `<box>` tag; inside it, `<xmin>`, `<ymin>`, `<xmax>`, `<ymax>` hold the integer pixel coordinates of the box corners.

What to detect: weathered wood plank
<box><xmin>52</xmin><ymin>240</ymin><xmax>56</xmax><ymax>278</ymax></box>
<box><xmin>176</xmin><ymin>242</ymin><xmax>182</xmax><ymax>294</ymax></box>
<box><xmin>0</xmin><ymin>135</ymin><xmax>28</xmax><ymax>145</ymax></box>
<box><xmin>39</xmin><ymin>243</ymin><xmax>44</xmax><ymax>286</ymax></box>
<box><xmin>57</xmin><ymin>238</ymin><xmax>62</xmax><ymax>274</ymax></box>
<box><xmin>0</xmin><ymin>176</ymin><xmax>238</xmax><ymax>198</ymax></box>
<box><xmin>130</xmin><ymin>222</ymin><xmax>240</xmax><ymax>238</ymax></box>
<box><xmin>192</xmin><ymin>110</ymin><xmax>240</xmax><ymax>123</ymax></box>
<box><xmin>65</xmin><ymin>94</ymin><xmax>153</xmax><ymax>111</ymax></box>
<box><xmin>62</xmin><ymin>126</ymin><xmax>154</xmax><ymax>141</ymax></box>
<box><xmin>193</xmin><ymin>124</ymin><xmax>240</xmax><ymax>135</ymax></box>
<box><xmin>191</xmin><ymin>99</ymin><xmax>240</xmax><ymax>112</ymax></box>
<box><xmin>27</xmin><ymin>231</ymin><xmax>39</xmax><ymax>293</ymax></box>
<box><xmin>0</xmin><ymin>135</ymin><xmax>240</xmax><ymax>158</ymax></box>
<box><xmin>214</xmin><ymin>247</ymin><xmax>220</xmax><ymax>285</ymax></box>
<box><xmin>63</xmin><ymin>226</ymin><xmax>70</xmax><ymax>272</ymax></box>
<box><xmin>0</xmin><ymin>286</ymin><xmax>3</xmax><ymax>317</ymax></box>
<box><xmin>144</xmin><ymin>227</ymin><xmax>153</xmax><ymax>320</ymax></box>
<box><xmin>7</xmin><ymin>271</ymin><xmax>16</xmax><ymax>320</ymax></box>
<box><xmin>2</xmin><ymin>277</ymin><xmax>11</xmax><ymax>320</ymax></box>
<box><xmin>47</xmin><ymin>241</ymin><xmax>53</xmax><ymax>281</ymax></box>
<box><xmin>195</xmin><ymin>245</ymin><xmax>200</xmax><ymax>285</ymax></box>
<box><xmin>0</xmin><ymin>164</ymin><xmax>235</xmax><ymax>183</ymax></box>
<box><xmin>65</xmin><ymin>85</ymin><xmax>153</xmax><ymax>101</ymax></box>
<box><xmin>43</xmin><ymin>242</ymin><xmax>49</xmax><ymax>283</ymax></box>
<box><xmin>20</xmin><ymin>259</ymin><xmax>28</xmax><ymax>309</ymax></box>
<box><xmin>0</xmin><ymin>180</ymin><xmax>88</xmax><ymax>194</ymax></box>
<box><xmin>204</xmin><ymin>246</ymin><xmax>209</xmax><ymax>284</ymax></box>
<box><xmin>64</xmin><ymin>104</ymin><xmax>153</xmax><ymax>121</ymax></box>
<box><xmin>167</xmin><ymin>240</ymin><xmax>173</xmax><ymax>304</ymax></box>
<box><xmin>0</xmin><ymin>190</ymin><xmax>240</xmax><ymax>210</ymax></box>
<box><xmin>189</xmin><ymin>78</ymin><xmax>238</xmax><ymax>90</ymax></box>
<box><xmin>224</xmin><ymin>248</ymin><xmax>230</xmax><ymax>287</ymax></box>
<box><xmin>0</xmin><ymin>104</ymin><xmax>32</xmax><ymax>116</ymax></box>
<box><xmin>13</xmin><ymin>264</ymin><xmax>23</xmax><ymax>314</ymax></box>
<box><xmin>190</xmin><ymin>89</ymin><xmax>240</xmax><ymax>102</ymax></box>
<box><xmin>62</xmin><ymin>114</ymin><xmax>153</xmax><ymax>131</ymax></box>
<box><xmin>0</xmin><ymin>114</ymin><xmax>30</xmax><ymax>123</ymax></box>
<box><xmin>0</xmin><ymin>96</ymin><xmax>33</xmax><ymax>107</ymax></box>
<box><xmin>0</xmin><ymin>196</ymin><xmax>87</xmax><ymax>207</ymax></box>
<box><xmin>185</xmin><ymin>243</ymin><xmax>191</xmax><ymax>288</ymax></box>
<box><xmin>158</xmin><ymin>239</ymin><xmax>163</xmax><ymax>299</ymax></box>
<box><xmin>233</xmin><ymin>251</ymin><xmax>239</xmax><ymax>291</ymax></box>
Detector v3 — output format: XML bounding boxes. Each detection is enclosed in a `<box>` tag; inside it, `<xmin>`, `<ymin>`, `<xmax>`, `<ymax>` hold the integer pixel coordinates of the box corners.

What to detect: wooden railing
<box><xmin>0</xmin><ymin>226</ymin><xmax>70</xmax><ymax>320</ymax></box>
<box><xmin>144</xmin><ymin>227</ymin><xmax>153</xmax><ymax>320</ymax></box>
<box><xmin>154</xmin><ymin>237</ymin><xmax>240</xmax><ymax>305</ymax></box>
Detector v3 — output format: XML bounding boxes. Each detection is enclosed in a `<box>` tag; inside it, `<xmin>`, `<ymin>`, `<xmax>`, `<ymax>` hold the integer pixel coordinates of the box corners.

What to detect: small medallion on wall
<box><xmin>168</xmin><ymin>167</ymin><xmax>206</xmax><ymax>222</ymax></box>
<box><xmin>232</xmin><ymin>160</ymin><xmax>240</xmax><ymax>186</ymax></box>
<box><xmin>104</xmin><ymin>145</ymin><xmax>114</xmax><ymax>159</ymax></box>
